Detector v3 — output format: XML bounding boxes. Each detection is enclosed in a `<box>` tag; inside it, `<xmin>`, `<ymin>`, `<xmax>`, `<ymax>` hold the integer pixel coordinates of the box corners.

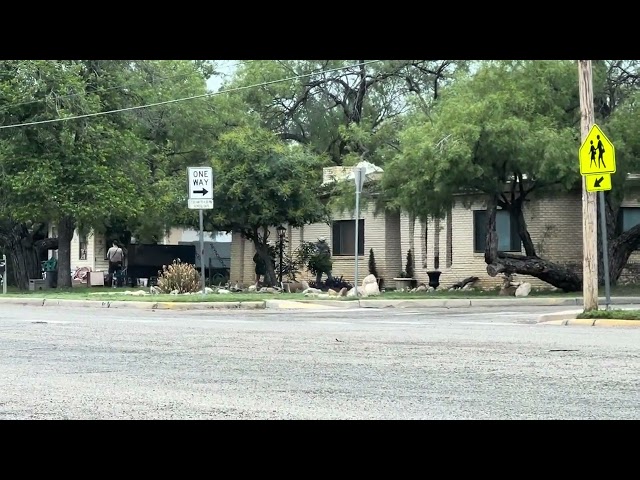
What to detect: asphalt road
<box><xmin>0</xmin><ymin>304</ymin><xmax>638</xmax><ymax>420</ymax></box>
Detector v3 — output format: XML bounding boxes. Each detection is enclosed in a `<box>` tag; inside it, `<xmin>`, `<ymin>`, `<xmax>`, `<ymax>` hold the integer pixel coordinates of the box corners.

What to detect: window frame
<box><xmin>473</xmin><ymin>209</ymin><xmax>521</xmax><ymax>253</ymax></box>
<box><xmin>79</xmin><ymin>232</ymin><xmax>88</xmax><ymax>260</ymax></box>
<box><xmin>332</xmin><ymin>219</ymin><xmax>365</xmax><ymax>256</ymax></box>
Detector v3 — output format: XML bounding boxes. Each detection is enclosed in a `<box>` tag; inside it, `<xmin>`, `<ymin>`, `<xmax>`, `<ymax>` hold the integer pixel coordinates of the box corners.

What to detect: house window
<box><xmin>620</xmin><ymin>207</ymin><xmax>640</xmax><ymax>233</ymax></box>
<box><xmin>79</xmin><ymin>233</ymin><xmax>88</xmax><ymax>260</ymax></box>
<box><xmin>473</xmin><ymin>210</ymin><xmax>521</xmax><ymax>253</ymax></box>
<box><xmin>332</xmin><ymin>219</ymin><xmax>365</xmax><ymax>256</ymax></box>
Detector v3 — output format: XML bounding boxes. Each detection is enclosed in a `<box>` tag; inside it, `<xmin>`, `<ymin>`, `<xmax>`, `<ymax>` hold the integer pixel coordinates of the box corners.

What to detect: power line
<box><xmin>0</xmin><ymin>60</ymin><xmax>245</xmax><ymax>113</ymax></box>
<box><xmin>0</xmin><ymin>60</ymin><xmax>381</xmax><ymax>131</ymax></box>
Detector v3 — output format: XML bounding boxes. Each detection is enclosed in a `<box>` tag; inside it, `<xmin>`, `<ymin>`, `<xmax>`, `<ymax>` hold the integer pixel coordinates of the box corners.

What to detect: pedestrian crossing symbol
<box><xmin>579</xmin><ymin>124</ymin><xmax>616</xmax><ymax>175</ymax></box>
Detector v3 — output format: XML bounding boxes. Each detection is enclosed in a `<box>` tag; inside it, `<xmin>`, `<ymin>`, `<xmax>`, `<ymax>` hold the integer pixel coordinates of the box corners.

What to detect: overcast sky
<box><xmin>206</xmin><ymin>60</ymin><xmax>239</xmax><ymax>92</ymax></box>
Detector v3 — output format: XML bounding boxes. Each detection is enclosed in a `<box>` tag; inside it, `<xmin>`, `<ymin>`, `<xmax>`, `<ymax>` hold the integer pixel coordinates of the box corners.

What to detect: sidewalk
<box><xmin>1</xmin><ymin>295</ymin><xmax>640</xmax><ymax>311</ymax></box>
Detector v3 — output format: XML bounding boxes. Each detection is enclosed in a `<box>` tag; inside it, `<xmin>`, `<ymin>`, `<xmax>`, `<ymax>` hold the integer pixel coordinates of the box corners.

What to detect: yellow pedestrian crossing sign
<box><xmin>579</xmin><ymin>124</ymin><xmax>616</xmax><ymax>175</ymax></box>
<box><xmin>585</xmin><ymin>173</ymin><xmax>612</xmax><ymax>192</ymax></box>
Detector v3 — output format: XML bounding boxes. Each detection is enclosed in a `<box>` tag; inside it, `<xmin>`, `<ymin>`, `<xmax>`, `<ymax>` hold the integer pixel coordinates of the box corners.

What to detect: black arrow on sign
<box><xmin>594</xmin><ymin>177</ymin><xmax>604</xmax><ymax>188</ymax></box>
<box><xmin>193</xmin><ymin>188</ymin><xmax>208</xmax><ymax>195</ymax></box>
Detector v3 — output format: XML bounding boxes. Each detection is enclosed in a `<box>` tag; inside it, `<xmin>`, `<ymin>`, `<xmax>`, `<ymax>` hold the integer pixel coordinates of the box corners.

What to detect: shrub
<box><xmin>405</xmin><ymin>249</ymin><xmax>415</xmax><ymax>279</ymax></box>
<box><xmin>297</xmin><ymin>240</ymin><xmax>332</xmax><ymax>277</ymax></box>
<box><xmin>368</xmin><ymin>248</ymin><xmax>379</xmax><ymax>278</ymax></box>
<box><xmin>157</xmin><ymin>259</ymin><xmax>201</xmax><ymax>293</ymax></box>
<box><xmin>310</xmin><ymin>275</ymin><xmax>353</xmax><ymax>291</ymax></box>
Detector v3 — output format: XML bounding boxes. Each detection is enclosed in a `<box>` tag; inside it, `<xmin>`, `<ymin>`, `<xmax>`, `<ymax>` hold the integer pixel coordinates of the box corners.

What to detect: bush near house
<box><xmin>157</xmin><ymin>259</ymin><xmax>201</xmax><ymax>294</ymax></box>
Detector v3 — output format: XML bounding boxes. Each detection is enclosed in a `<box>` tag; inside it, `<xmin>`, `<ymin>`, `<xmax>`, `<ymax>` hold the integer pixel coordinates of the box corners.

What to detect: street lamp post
<box><xmin>277</xmin><ymin>225</ymin><xmax>286</xmax><ymax>285</ymax></box>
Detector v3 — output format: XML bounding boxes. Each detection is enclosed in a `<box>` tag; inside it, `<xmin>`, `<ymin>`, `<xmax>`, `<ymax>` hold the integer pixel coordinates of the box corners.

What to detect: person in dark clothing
<box><xmin>107</xmin><ymin>241</ymin><xmax>125</xmax><ymax>287</ymax></box>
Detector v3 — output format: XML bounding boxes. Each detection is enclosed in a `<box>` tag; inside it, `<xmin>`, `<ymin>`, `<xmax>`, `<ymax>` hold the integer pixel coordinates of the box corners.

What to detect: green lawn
<box><xmin>577</xmin><ymin>309</ymin><xmax>640</xmax><ymax>320</ymax></box>
<box><xmin>2</xmin><ymin>283</ymin><xmax>640</xmax><ymax>302</ymax></box>
<box><xmin>1</xmin><ymin>286</ymin><xmax>302</xmax><ymax>303</ymax></box>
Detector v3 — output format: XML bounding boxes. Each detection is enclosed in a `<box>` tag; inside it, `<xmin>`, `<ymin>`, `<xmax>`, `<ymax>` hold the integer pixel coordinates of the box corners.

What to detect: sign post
<box><xmin>187</xmin><ymin>166</ymin><xmax>214</xmax><ymax>295</ymax></box>
<box><xmin>353</xmin><ymin>166</ymin><xmax>366</xmax><ymax>296</ymax></box>
<box><xmin>1</xmin><ymin>254</ymin><xmax>6</xmax><ymax>294</ymax></box>
<box><xmin>579</xmin><ymin>123</ymin><xmax>616</xmax><ymax>310</ymax></box>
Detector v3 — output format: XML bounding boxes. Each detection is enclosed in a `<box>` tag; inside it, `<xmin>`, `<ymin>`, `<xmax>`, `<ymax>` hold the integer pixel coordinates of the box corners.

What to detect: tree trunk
<box><xmin>253</xmin><ymin>227</ymin><xmax>277</xmax><ymax>287</ymax></box>
<box><xmin>56</xmin><ymin>216</ymin><xmax>76</xmax><ymax>288</ymax></box>
<box><xmin>484</xmin><ymin>195</ymin><xmax>498</xmax><ymax>264</ymax></box>
<box><xmin>608</xmin><ymin>223</ymin><xmax>640</xmax><ymax>284</ymax></box>
<box><xmin>8</xmin><ymin>238</ymin><xmax>42</xmax><ymax>290</ymax></box>
<box><xmin>486</xmin><ymin>252</ymin><xmax>582</xmax><ymax>292</ymax></box>
<box><xmin>485</xmin><ymin>194</ymin><xmax>582</xmax><ymax>292</ymax></box>
<box><xmin>0</xmin><ymin>221</ymin><xmax>46</xmax><ymax>290</ymax></box>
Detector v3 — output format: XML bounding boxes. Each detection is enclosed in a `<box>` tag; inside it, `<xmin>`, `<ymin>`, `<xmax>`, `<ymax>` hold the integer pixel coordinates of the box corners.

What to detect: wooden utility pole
<box><xmin>579</xmin><ymin>60</ymin><xmax>598</xmax><ymax>311</ymax></box>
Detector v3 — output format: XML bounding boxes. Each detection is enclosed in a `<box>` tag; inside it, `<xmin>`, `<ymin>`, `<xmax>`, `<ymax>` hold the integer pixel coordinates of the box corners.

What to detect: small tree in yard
<box><xmin>405</xmin><ymin>249</ymin><xmax>415</xmax><ymax>279</ymax></box>
<box><xmin>208</xmin><ymin>126</ymin><xmax>329</xmax><ymax>287</ymax></box>
<box><xmin>368</xmin><ymin>248</ymin><xmax>379</xmax><ymax>278</ymax></box>
<box><xmin>368</xmin><ymin>248</ymin><xmax>385</xmax><ymax>289</ymax></box>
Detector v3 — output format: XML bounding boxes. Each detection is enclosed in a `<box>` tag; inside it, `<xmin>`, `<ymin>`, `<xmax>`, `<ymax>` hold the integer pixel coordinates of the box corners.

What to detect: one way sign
<box><xmin>187</xmin><ymin>166</ymin><xmax>214</xmax><ymax>210</ymax></box>
<box><xmin>187</xmin><ymin>167</ymin><xmax>214</xmax><ymax>199</ymax></box>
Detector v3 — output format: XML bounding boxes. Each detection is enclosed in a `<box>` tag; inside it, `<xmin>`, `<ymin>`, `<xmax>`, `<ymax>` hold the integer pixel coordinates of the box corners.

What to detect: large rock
<box><xmin>363</xmin><ymin>281</ymin><xmax>380</xmax><ymax>296</ymax></box>
<box><xmin>302</xmin><ymin>287</ymin><xmax>322</xmax><ymax>295</ymax></box>
<box><xmin>301</xmin><ymin>280</ymin><xmax>310</xmax><ymax>291</ymax></box>
<box><xmin>362</xmin><ymin>274</ymin><xmax>377</xmax><ymax>287</ymax></box>
<box><xmin>338</xmin><ymin>287</ymin><xmax>348</xmax><ymax>297</ymax></box>
<box><xmin>347</xmin><ymin>286</ymin><xmax>366</xmax><ymax>297</ymax></box>
<box><xmin>284</xmin><ymin>282</ymin><xmax>305</xmax><ymax>293</ymax></box>
<box><xmin>327</xmin><ymin>289</ymin><xmax>338</xmax><ymax>296</ymax></box>
<box><xmin>247</xmin><ymin>284</ymin><xmax>257</xmax><ymax>292</ymax></box>
<box><xmin>515</xmin><ymin>282</ymin><xmax>532</xmax><ymax>297</ymax></box>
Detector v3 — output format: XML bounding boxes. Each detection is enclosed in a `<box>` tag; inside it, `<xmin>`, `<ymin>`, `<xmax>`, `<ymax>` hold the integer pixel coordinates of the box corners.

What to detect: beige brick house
<box><xmin>230</xmin><ymin>164</ymin><xmax>402</xmax><ymax>286</ymax></box>
<box><xmin>230</xmin><ymin>167</ymin><xmax>640</xmax><ymax>290</ymax></box>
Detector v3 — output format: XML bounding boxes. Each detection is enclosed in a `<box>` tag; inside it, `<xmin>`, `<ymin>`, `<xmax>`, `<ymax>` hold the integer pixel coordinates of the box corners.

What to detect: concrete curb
<box><xmin>538</xmin><ymin>309</ymin><xmax>640</xmax><ymax>327</ymax></box>
<box><xmin>0</xmin><ymin>297</ymin><xmax>266</xmax><ymax>310</ymax></box>
<box><xmin>2</xmin><ymin>295</ymin><xmax>640</xmax><ymax>311</ymax></box>
<box><xmin>537</xmin><ymin>309</ymin><xmax>583</xmax><ymax>323</ymax></box>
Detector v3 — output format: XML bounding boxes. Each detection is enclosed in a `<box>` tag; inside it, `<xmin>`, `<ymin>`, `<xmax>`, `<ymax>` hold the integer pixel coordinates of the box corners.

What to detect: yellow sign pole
<box><xmin>578</xmin><ymin>60</ymin><xmax>598</xmax><ymax>312</ymax></box>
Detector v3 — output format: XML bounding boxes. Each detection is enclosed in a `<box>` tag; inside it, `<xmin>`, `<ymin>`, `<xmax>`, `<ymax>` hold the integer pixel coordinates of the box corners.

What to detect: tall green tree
<box><xmin>99</xmin><ymin>60</ymin><xmax>218</xmax><ymax>243</ymax></box>
<box><xmin>0</xmin><ymin>60</ymin><xmax>219</xmax><ymax>288</ymax></box>
<box><xmin>226</xmin><ymin>60</ymin><xmax>467</xmax><ymax>167</ymax></box>
<box><xmin>588</xmin><ymin>60</ymin><xmax>640</xmax><ymax>283</ymax></box>
<box><xmin>383</xmin><ymin>60</ymin><xmax>584</xmax><ymax>291</ymax></box>
<box><xmin>207</xmin><ymin>125</ymin><xmax>329</xmax><ymax>286</ymax></box>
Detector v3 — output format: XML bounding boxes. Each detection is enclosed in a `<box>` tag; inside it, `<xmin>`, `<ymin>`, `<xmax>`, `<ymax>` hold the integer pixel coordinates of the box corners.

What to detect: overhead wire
<box><xmin>0</xmin><ymin>60</ymin><xmax>381</xmax><ymax>131</ymax></box>
<box><xmin>0</xmin><ymin>60</ymin><xmax>245</xmax><ymax>113</ymax></box>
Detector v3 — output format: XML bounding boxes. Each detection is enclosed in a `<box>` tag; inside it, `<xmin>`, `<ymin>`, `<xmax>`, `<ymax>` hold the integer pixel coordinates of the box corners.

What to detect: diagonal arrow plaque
<box><xmin>585</xmin><ymin>173</ymin><xmax>612</xmax><ymax>192</ymax></box>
